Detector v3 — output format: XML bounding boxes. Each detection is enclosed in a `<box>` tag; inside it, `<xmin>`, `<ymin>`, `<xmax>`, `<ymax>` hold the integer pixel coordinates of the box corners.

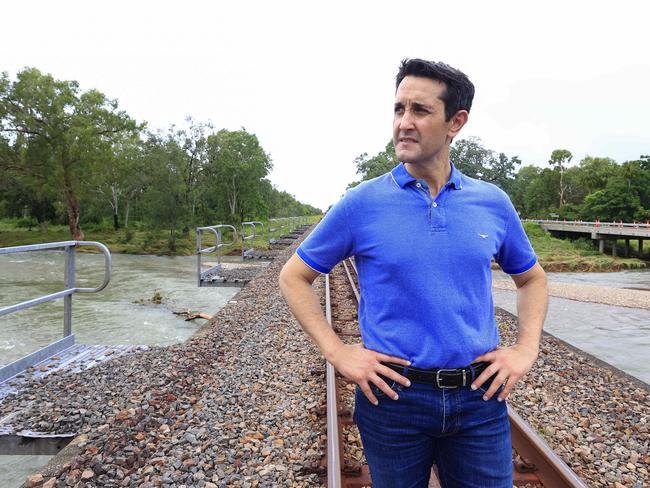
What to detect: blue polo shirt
<box><xmin>297</xmin><ymin>162</ymin><xmax>537</xmax><ymax>368</ymax></box>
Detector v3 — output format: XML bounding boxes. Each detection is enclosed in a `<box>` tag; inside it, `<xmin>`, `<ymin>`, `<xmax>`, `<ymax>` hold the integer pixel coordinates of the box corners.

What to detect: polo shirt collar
<box><xmin>390</xmin><ymin>162</ymin><xmax>463</xmax><ymax>190</ymax></box>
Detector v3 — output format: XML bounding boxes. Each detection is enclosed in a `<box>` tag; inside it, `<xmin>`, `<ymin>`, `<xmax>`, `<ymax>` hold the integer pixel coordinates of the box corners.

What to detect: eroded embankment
<box><xmin>3</xmin><ymin>234</ymin><xmax>326</xmax><ymax>488</ymax></box>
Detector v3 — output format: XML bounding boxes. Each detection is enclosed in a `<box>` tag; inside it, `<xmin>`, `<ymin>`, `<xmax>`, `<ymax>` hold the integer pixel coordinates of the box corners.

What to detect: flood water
<box><xmin>492</xmin><ymin>269</ymin><xmax>650</xmax><ymax>384</ymax></box>
<box><xmin>0</xmin><ymin>251</ymin><xmax>243</xmax><ymax>486</ymax></box>
<box><xmin>0</xmin><ymin>252</ymin><xmax>241</xmax><ymax>366</ymax></box>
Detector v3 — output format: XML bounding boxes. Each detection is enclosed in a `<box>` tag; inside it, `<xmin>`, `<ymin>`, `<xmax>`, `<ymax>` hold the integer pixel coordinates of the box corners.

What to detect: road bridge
<box><xmin>527</xmin><ymin>220</ymin><xmax>650</xmax><ymax>257</ymax></box>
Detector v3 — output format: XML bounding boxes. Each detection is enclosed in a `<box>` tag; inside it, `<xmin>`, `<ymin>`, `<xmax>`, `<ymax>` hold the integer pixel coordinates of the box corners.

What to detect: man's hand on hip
<box><xmin>470</xmin><ymin>343</ymin><xmax>539</xmax><ymax>402</ymax></box>
<box><xmin>329</xmin><ymin>343</ymin><xmax>411</xmax><ymax>406</ymax></box>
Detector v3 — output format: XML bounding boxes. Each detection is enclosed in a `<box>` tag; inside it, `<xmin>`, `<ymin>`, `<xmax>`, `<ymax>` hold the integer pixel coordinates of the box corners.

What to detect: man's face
<box><xmin>393</xmin><ymin>75</ymin><xmax>455</xmax><ymax>166</ymax></box>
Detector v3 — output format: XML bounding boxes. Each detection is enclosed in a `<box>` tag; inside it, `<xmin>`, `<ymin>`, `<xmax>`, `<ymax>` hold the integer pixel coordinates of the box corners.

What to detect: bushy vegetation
<box><xmin>351</xmin><ymin>137</ymin><xmax>650</xmax><ymax>223</ymax></box>
<box><xmin>0</xmin><ymin>67</ymin><xmax>321</xmax><ymax>249</ymax></box>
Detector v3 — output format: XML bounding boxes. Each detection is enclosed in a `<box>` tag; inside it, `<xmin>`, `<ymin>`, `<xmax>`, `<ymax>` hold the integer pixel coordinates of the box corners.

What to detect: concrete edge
<box><xmin>19</xmin><ymin>433</ymin><xmax>87</xmax><ymax>487</ymax></box>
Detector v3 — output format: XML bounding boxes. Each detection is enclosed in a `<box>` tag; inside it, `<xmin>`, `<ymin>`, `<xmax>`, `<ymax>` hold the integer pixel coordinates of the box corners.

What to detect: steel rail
<box><xmin>324</xmin><ymin>273</ymin><xmax>343</xmax><ymax>488</ymax></box>
<box><xmin>509</xmin><ymin>407</ymin><xmax>588</xmax><ymax>487</ymax></box>
<box><xmin>341</xmin><ymin>260</ymin><xmax>360</xmax><ymax>303</ymax></box>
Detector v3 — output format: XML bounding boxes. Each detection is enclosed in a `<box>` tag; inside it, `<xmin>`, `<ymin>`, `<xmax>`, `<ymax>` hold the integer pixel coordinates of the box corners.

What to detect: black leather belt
<box><xmin>383</xmin><ymin>361</ymin><xmax>494</xmax><ymax>389</ymax></box>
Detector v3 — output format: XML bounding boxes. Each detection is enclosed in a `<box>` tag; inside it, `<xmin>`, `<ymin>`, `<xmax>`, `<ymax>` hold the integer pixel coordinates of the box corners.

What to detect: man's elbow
<box><xmin>513</xmin><ymin>262</ymin><xmax>547</xmax><ymax>289</ymax></box>
<box><xmin>278</xmin><ymin>263</ymin><xmax>292</xmax><ymax>297</ymax></box>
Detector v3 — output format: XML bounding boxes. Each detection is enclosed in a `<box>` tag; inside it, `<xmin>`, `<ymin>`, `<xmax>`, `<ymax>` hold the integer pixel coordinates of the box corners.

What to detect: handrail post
<box><xmin>63</xmin><ymin>245</ymin><xmax>75</xmax><ymax>337</ymax></box>
<box><xmin>196</xmin><ymin>229</ymin><xmax>202</xmax><ymax>288</ymax></box>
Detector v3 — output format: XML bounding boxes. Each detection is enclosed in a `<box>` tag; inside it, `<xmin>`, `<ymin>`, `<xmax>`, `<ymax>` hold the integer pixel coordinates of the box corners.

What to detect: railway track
<box><xmin>322</xmin><ymin>258</ymin><xmax>589</xmax><ymax>488</ymax></box>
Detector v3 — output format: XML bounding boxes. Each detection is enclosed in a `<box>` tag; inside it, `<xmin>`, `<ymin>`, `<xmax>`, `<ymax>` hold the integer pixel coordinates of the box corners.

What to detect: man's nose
<box><xmin>399</xmin><ymin>109</ymin><xmax>415</xmax><ymax>130</ymax></box>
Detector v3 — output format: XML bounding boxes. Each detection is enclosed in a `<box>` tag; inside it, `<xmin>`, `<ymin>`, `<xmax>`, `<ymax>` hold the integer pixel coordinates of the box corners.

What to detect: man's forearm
<box><xmin>514</xmin><ymin>267</ymin><xmax>548</xmax><ymax>352</ymax></box>
<box><xmin>279</xmin><ymin>270</ymin><xmax>343</xmax><ymax>361</ymax></box>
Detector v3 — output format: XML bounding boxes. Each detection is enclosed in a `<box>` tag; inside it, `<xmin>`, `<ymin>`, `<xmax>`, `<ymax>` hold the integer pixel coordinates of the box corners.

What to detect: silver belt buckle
<box><xmin>436</xmin><ymin>369</ymin><xmax>459</xmax><ymax>389</ymax></box>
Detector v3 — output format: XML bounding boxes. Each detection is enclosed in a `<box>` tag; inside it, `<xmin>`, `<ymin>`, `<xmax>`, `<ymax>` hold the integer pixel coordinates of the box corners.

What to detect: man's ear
<box><xmin>448</xmin><ymin>110</ymin><xmax>469</xmax><ymax>140</ymax></box>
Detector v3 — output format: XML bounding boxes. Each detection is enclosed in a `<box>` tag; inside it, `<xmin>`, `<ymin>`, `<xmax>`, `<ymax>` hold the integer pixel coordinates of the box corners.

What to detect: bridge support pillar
<box><xmin>624</xmin><ymin>239</ymin><xmax>630</xmax><ymax>258</ymax></box>
<box><xmin>639</xmin><ymin>239</ymin><xmax>644</xmax><ymax>258</ymax></box>
<box><xmin>612</xmin><ymin>241</ymin><xmax>617</xmax><ymax>257</ymax></box>
<box><xmin>598</xmin><ymin>239</ymin><xmax>605</xmax><ymax>254</ymax></box>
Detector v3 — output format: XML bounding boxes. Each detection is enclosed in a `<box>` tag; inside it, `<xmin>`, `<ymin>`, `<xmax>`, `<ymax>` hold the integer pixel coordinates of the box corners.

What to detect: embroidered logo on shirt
<box><xmin>478</xmin><ymin>233</ymin><xmax>489</xmax><ymax>239</ymax></box>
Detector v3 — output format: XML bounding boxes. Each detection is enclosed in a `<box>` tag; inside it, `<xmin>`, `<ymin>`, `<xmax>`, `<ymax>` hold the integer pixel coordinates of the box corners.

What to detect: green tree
<box><xmin>205</xmin><ymin>129</ymin><xmax>272</xmax><ymax>222</ymax></box>
<box><xmin>139</xmin><ymin>134</ymin><xmax>188</xmax><ymax>250</ymax></box>
<box><xmin>576</xmin><ymin>156</ymin><xmax>619</xmax><ymax>195</ymax></box>
<box><xmin>349</xmin><ymin>140</ymin><xmax>398</xmax><ymax>188</ymax></box>
<box><xmin>523</xmin><ymin>168</ymin><xmax>559</xmax><ymax>218</ymax></box>
<box><xmin>450</xmin><ymin>137</ymin><xmax>495</xmax><ymax>179</ymax></box>
<box><xmin>0</xmin><ymin>68</ymin><xmax>140</xmax><ymax>239</ymax></box>
<box><xmin>548</xmin><ymin>149</ymin><xmax>572</xmax><ymax>209</ymax></box>
<box><xmin>581</xmin><ymin>177</ymin><xmax>644</xmax><ymax>222</ymax></box>
<box><xmin>509</xmin><ymin>165</ymin><xmax>541</xmax><ymax>214</ymax></box>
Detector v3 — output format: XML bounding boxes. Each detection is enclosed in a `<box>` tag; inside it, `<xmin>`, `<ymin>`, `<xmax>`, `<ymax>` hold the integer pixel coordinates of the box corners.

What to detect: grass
<box><xmin>518</xmin><ymin>222</ymin><xmax>647</xmax><ymax>272</ymax></box>
<box><xmin>0</xmin><ymin>217</ymin><xmax>321</xmax><ymax>257</ymax></box>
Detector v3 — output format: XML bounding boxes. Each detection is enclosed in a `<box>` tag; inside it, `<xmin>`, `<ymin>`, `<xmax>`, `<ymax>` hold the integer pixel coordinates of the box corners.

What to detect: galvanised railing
<box><xmin>241</xmin><ymin>221</ymin><xmax>265</xmax><ymax>259</ymax></box>
<box><xmin>0</xmin><ymin>241</ymin><xmax>112</xmax><ymax>382</ymax></box>
<box><xmin>196</xmin><ymin>225</ymin><xmax>237</xmax><ymax>286</ymax></box>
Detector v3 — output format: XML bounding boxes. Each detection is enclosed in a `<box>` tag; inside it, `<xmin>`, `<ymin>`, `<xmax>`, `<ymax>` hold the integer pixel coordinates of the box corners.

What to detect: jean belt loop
<box><xmin>470</xmin><ymin>363</ymin><xmax>477</xmax><ymax>383</ymax></box>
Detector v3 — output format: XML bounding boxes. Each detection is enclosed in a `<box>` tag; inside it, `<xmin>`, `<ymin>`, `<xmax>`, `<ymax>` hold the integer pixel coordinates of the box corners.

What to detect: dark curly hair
<box><xmin>396</xmin><ymin>59</ymin><xmax>475</xmax><ymax>121</ymax></box>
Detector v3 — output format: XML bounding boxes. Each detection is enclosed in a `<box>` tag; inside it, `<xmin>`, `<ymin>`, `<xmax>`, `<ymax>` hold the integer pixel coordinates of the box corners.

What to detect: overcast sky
<box><xmin>2</xmin><ymin>1</ymin><xmax>649</xmax><ymax>211</ymax></box>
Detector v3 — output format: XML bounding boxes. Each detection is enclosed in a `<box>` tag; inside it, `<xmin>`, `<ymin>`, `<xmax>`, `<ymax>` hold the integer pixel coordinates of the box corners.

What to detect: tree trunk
<box><xmin>169</xmin><ymin>226</ymin><xmax>176</xmax><ymax>251</ymax></box>
<box><xmin>111</xmin><ymin>185</ymin><xmax>120</xmax><ymax>230</ymax></box>
<box><xmin>559</xmin><ymin>168</ymin><xmax>565</xmax><ymax>208</ymax></box>
<box><xmin>228</xmin><ymin>174</ymin><xmax>238</xmax><ymax>219</ymax></box>
<box><xmin>63</xmin><ymin>168</ymin><xmax>84</xmax><ymax>240</ymax></box>
<box><xmin>124</xmin><ymin>199</ymin><xmax>130</xmax><ymax>228</ymax></box>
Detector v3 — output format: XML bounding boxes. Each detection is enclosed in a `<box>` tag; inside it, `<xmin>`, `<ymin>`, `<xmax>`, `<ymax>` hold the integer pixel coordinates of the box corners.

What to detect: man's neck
<box><xmin>403</xmin><ymin>152</ymin><xmax>451</xmax><ymax>196</ymax></box>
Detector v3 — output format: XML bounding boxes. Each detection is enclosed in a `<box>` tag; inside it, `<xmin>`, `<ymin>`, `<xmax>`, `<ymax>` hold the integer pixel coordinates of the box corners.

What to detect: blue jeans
<box><xmin>354</xmin><ymin>376</ymin><xmax>512</xmax><ymax>488</ymax></box>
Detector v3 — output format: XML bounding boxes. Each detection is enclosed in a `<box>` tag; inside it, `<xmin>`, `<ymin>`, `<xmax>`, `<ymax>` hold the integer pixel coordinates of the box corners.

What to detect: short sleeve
<box><xmin>494</xmin><ymin>198</ymin><xmax>537</xmax><ymax>275</ymax></box>
<box><xmin>296</xmin><ymin>196</ymin><xmax>354</xmax><ymax>274</ymax></box>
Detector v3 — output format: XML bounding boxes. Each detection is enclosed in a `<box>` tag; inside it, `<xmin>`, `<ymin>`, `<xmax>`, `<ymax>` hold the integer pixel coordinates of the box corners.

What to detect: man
<box><xmin>279</xmin><ymin>59</ymin><xmax>548</xmax><ymax>487</ymax></box>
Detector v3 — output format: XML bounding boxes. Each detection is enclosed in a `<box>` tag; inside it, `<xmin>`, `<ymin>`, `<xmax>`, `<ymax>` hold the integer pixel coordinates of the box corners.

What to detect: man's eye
<box><xmin>394</xmin><ymin>107</ymin><xmax>404</xmax><ymax>114</ymax></box>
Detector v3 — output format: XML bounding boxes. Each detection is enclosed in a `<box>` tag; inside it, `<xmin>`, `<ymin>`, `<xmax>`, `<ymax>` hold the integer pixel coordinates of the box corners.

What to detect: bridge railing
<box><xmin>0</xmin><ymin>241</ymin><xmax>112</xmax><ymax>382</ymax></box>
<box><xmin>196</xmin><ymin>225</ymin><xmax>237</xmax><ymax>286</ymax></box>
<box><xmin>525</xmin><ymin>219</ymin><xmax>650</xmax><ymax>229</ymax></box>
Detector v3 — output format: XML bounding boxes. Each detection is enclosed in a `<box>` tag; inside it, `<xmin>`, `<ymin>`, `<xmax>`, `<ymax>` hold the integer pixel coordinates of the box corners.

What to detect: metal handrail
<box><xmin>241</xmin><ymin>221</ymin><xmax>265</xmax><ymax>259</ymax></box>
<box><xmin>0</xmin><ymin>241</ymin><xmax>112</xmax><ymax>382</ymax></box>
<box><xmin>196</xmin><ymin>225</ymin><xmax>237</xmax><ymax>286</ymax></box>
<box><xmin>268</xmin><ymin>218</ymin><xmax>282</xmax><ymax>244</ymax></box>
<box><xmin>0</xmin><ymin>241</ymin><xmax>111</xmax><ymax>321</ymax></box>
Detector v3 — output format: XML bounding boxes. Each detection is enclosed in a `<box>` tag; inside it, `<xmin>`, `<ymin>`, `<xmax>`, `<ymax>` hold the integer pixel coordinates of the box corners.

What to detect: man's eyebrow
<box><xmin>412</xmin><ymin>101</ymin><xmax>433</xmax><ymax>111</ymax></box>
<box><xmin>394</xmin><ymin>101</ymin><xmax>435</xmax><ymax>111</ymax></box>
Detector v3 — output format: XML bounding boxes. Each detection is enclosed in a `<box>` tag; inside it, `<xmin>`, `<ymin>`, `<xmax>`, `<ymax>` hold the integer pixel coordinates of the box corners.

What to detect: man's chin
<box><xmin>396</xmin><ymin>153</ymin><xmax>420</xmax><ymax>165</ymax></box>
<box><xmin>396</xmin><ymin>149</ymin><xmax>415</xmax><ymax>163</ymax></box>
